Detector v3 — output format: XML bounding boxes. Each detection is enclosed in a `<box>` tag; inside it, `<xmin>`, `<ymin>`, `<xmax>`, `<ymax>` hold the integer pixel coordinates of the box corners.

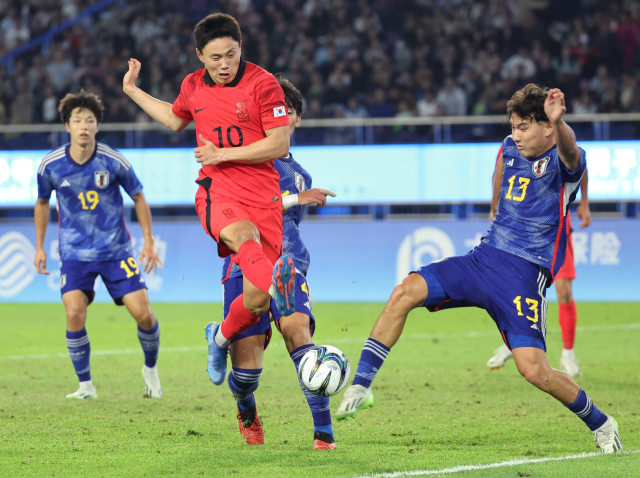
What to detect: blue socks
<box><xmin>137</xmin><ymin>321</ymin><xmax>160</xmax><ymax>368</ymax></box>
<box><xmin>66</xmin><ymin>329</ymin><xmax>91</xmax><ymax>382</ymax></box>
<box><xmin>228</xmin><ymin>367</ymin><xmax>261</xmax><ymax>410</ymax></box>
<box><xmin>291</xmin><ymin>344</ymin><xmax>332</xmax><ymax>437</ymax></box>
<box><xmin>352</xmin><ymin>337</ymin><xmax>390</xmax><ymax>389</ymax></box>
<box><xmin>566</xmin><ymin>388</ymin><xmax>608</xmax><ymax>431</ymax></box>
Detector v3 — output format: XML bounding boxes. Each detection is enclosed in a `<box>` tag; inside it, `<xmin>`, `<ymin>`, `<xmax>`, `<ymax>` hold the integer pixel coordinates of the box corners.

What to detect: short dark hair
<box><xmin>275</xmin><ymin>73</ymin><xmax>303</xmax><ymax>117</ymax></box>
<box><xmin>58</xmin><ymin>90</ymin><xmax>104</xmax><ymax>124</ymax></box>
<box><xmin>507</xmin><ymin>83</ymin><xmax>549</xmax><ymax>123</ymax></box>
<box><xmin>194</xmin><ymin>13</ymin><xmax>242</xmax><ymax>53</ymax></box>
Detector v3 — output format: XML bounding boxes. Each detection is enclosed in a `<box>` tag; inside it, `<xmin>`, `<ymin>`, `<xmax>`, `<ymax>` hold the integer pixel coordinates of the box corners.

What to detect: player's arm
<box><xmin>123</xmin><ymin>59</ymin><xmax>190</xmax><ymax>132</ymax></box>
<box><xmin>490</xmin><ymin>154</ymin><xmax>503</xmax><ymax>222</ymax></box>
<box><xmin>283</xmin><ymin>189</ymin><xmax>337</xmax><ymax>210</ymax></box>
<box><xmin>576</xmin><ymin>169</ymin><xmax>591</xmax><ymax>229</ymax></box>
<box><xmin>195</xmin><ymin>125</ymin><xmax>290</xmax><ymax>166</ymax></box>
<box><xmin>130</xmin><ymin>191</ymin><xmax>163</xmax><ymax>274</ymax></box>
<box><xmin>34</xmin><ymin>198</ymin><xmax>50</xmax><ymax>275</ymax></box>
<box><xmin>544</xmin><ymin>88</ymin><xmax>581</xmax><ymax>171</ymax></box>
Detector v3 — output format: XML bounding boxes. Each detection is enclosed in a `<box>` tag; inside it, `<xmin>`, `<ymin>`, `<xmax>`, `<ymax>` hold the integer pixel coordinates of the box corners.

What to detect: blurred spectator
<box><xmin>501</xmin><ymin>48</ymin><xmax>537</xmax><ymax>80</ymax></box>
<box><xmin>436</xmin><ymin>77</ymin><xmax>467</xmax><ymax>116</ymax></box>
<box><xmin>417</xmin><ymin>91</ymin><xmax>439</xmax><ymax>117</ymax></box>
<box><xmin>572</xmin><ymin>92</ymin><xmax>598</xmax><ymax>114</ymax></box>
<box><xmin>42</xmin><ymin>86</ymin><xmax>58</xmax><ymax>123</ymax></box>
<box><xmin>45</xmin><ymin>48</ymin><xmax>75</xmax><ymax>93</ymax></box>
<box><xmin>343</xmin><ymin>97</ymin><xmax>369</xmax><ymax>119</ymax></box>
<box><xmin>369</xmin><ymin>88</ymin><xmax>394</xmax><ymax>117</ymax></box>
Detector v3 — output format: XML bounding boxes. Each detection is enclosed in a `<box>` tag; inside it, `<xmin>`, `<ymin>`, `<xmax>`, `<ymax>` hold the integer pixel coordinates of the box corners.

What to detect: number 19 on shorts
<box><xmin>120</xmin><ymin>257</ymin><xmax>140</xmax><ymax>278</ymax></box>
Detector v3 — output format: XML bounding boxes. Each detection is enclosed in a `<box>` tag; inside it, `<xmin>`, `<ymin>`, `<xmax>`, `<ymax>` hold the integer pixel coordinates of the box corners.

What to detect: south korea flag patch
<box><xmin>273</xmin><ymin>105</ymin><xmax>286</xmax><ymax>117</ymax></box>
<box><xmin>94</xmin><ymin>171</ymin><xmax>109</xmax><ymax>189</ymax></box>
<box><xmin>532</xmin><ymin>157</ymin><xmax>551</xmax><ymax>177</ymax></box>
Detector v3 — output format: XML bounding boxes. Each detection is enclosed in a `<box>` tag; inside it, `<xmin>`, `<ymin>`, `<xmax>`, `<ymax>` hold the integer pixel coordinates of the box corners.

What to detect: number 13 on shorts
<box><xmin>513</xmin><ymin>295</ymin><xmax>539</xmax><ymax>323</ymax></box>
<box><xmin>120</xmin><ymin>257</ymin><xmax>140</xmax><ymax>278</ymax></box>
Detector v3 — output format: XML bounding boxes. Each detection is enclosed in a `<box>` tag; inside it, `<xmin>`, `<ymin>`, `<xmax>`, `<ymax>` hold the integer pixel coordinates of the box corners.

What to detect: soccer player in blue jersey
<box><xmin>34</xmin><ymin>91</ymin><xmax>163</xmax><ymax>399</ymax></box>
<box><xmin>205</xmin><ymin>75</ymin><xmax>337</xmax><ymax>449</ymax></box>
<box><xmin>336</xmin><ymin>84</ymin><xmax>622</xmax><ymax>454</ymax></box>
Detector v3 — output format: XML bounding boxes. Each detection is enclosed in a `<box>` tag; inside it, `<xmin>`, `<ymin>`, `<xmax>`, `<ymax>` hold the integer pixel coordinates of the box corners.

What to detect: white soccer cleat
<box><xmin>66</xmin><ymin>381</ymin><xmax>97</xmax><ymax>399</ymax></box>
<box><xmin>335</xmin><ymin>384</ymin><xmax>374</xmax><ymax>421</ymax></box>
<box><xmin>487</xmin><ymin>344</ymin><xmax>513</xmax><ymax>370</ymax></box>
<box><xmin>142</xmin><ymin>365</ymin><xmax>162</xmax><ymax>398</ymax></box>
<box><xmin>560</xmin><ymin>350</ymin><xmax>582</xmax><ymax>377</ymax></box>
<box><xmin>593</xmin><ymin>415</ymin><xmax>623</xmax><ymax>454</ymax></box>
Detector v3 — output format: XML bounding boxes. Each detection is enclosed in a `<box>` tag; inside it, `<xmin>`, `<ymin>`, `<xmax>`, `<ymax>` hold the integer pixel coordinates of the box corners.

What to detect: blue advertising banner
<box><xmin>1</xmin><ymin>141</ymin><xmax>639</xmax><ymax>206</ymax></box>
<box><xmin>0</xmin><ymin>218</ymin><xmax>637</xmax><ymax>303</ymax></box>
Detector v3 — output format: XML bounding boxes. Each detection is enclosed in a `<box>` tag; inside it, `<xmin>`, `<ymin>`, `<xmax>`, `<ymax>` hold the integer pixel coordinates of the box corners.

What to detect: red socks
<box><xmin>220</xmin><ymin>294</ymin><xmax>260</xmax><ymax>341</ymax></box>
<box><xmin>235</xmin><ymin>240</ymin><xmax>274</xmax><ymax>294</ymax></box>
<box><xmin>558</xmin><ymin>300</ymin><xmax>577</xmax><ymax>350</ymax></box>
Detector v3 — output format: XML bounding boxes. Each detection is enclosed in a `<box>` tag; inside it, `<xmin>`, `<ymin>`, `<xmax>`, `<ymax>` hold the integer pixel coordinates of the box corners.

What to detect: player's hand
<box><xmin>139</xmin><ymin>243</ymin><xmax>163</xmax><ymax>275</ymax></box>
<box><xmin>544</xmin><ymin>88</ymin><xmax>566</xmax><ymax>124</ymax></box>
<box><xmin>577</xmin><ymin>201</ymin><xmax>592</xmax><ymax>229</ymax></box>
<box><xmin>195</xmin><ymin>135</ymin><xmax>228</xmax><ymax>166</ymax></box>
<box><xmin>123</xmin><ymin>59</ymin><xmax>141</xmax><ymax>94</ymax></box>
<box><xmin>34</xmin><ymin>248</ymin><xmax>49</xmax><ymax>275</ymax></box>
<box><xmin>298</xmin><ymin>189</ymin><xmax>336</xmax><ymax>208</ymax></box>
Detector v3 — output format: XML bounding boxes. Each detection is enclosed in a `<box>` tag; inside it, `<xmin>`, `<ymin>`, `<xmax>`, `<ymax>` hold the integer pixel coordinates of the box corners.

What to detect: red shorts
<box><xmin>556</xmin><ymin>212</ymin><xmax>576</xmax><ymax>280</ymax></box>
<box><xmin>195</xmin><ymin>178</ymin><xmax>283</xmax><ymax>264</ymax></box>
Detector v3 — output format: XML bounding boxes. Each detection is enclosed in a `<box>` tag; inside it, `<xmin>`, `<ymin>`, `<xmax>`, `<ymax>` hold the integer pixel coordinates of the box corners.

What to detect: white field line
<box><xmin>354</xmin><ymin>450</ymin><xmax>640</xmax><ymax>478</ymax></box>
<box><xmin>2</xmin><ymin>322</ymin><xmax>639</xmax><ymax>361</ymax></box>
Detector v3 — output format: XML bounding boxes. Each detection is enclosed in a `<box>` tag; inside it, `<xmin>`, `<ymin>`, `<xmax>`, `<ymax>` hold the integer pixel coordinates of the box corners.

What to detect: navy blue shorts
<box><xmin>414</xmin><ymin>243</ymin><xmax>548</xmax><ymax>351</ymax></box>
<box><xmin>60</xmin><ymin>258</ymin><xmax>147</xmax><ymax>306</ymax></box>
<box><xmin>271</xmin><ymin>272</ymin><xmax>316</xmax><ymax>337</ymax></box>
<box><xmin>223</xmin><ymin>276</ymin><xmax>272</xmax><ymax>349</ymax></box>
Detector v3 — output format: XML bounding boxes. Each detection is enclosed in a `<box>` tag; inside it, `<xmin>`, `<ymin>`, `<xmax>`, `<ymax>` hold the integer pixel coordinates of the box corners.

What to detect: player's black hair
<box><xmin>507</xmin><ymin>83</ymin><xmax>549</xmax><ymax>123</ymax></box>
<box><xmin>194</xmin><ymin>13</ymin><xmax>242</xmax><ymax>53</ymax></box>
<box><xmin>58</xmin><ymin>89</ymin><xmax>104</xmax><ymax>124</ymax></box>
<box><xmin>275</xmin><ymin>73</ymin><xmax>303</xmax><ymax>117</ymax></box>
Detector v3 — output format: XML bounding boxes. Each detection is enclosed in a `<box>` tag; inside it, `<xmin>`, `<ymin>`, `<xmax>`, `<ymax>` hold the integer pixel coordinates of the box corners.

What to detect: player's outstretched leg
<box><xmin>63</xmin><ymin>291</ymin><xmax>97</xmax><ymax>399</ymax></box>
<box><xmin>273</xmin><ymin>257</ymin><xmax>296</xmax><ymax>317</ymax></box>
<box><xmin>512</xmin><ymin>347</ymin><xmax>622</xmax><ymax>453</ymax></box>
<box><xmin>227</xmin><ymin>335</ymin><xmax>265</xmax><ymax>445</ymax></box>
<box><xmin>486</xmin><ymin>344</ymin><xmax>513</xmax><ymax>370</ymax></box>
<box><xmin>122</xmin><ymin>290</ymin><xmax>162</xmax><ymax>398</ymax></box>
<box><xmin>337</xmin><ymin>273</ymin><xmax>428</xmax><ymax>420</ymax></box>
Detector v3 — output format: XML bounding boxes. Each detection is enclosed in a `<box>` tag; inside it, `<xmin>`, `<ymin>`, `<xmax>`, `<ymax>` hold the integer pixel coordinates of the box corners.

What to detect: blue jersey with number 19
<box><xmin>483</xmin><ymin>136</ymin><xmax>586</xmax><ymax>278</ymax></box>
<box><xmin>37</xmin><ymin>142</ymin><xmax>143</xmax><ymax>262</ymax></box>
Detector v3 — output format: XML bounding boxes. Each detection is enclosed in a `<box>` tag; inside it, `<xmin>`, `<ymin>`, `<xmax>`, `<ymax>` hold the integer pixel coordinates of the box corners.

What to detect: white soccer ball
<box><xmin>298</xmin><ymin>345</ymin><xmax>351</xmax><ymax>397</ymax></box>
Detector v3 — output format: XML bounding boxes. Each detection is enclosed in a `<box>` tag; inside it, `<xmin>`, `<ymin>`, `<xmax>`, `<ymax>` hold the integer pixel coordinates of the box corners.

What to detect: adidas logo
<box><xmin>60</xmin><ymin>179</ymin><xmax>71</xmax><ymax>187</ymax></box>
<box><xmin>505</xmin><ymin>159</ymin><xmax>514</xmax><ymax>167</ymax></box>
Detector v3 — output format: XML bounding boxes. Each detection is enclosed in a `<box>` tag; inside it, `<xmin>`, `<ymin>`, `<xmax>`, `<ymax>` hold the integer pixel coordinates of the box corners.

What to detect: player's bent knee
<box><xmin>518</xmin><ymin>362</ymin><xmax>551</xmax><ymax>390</ymax></box>
<box><xmin>388</xmin><ymin>280</ymin><xmax>426</xmax><ymax>312</ymax></box>
<box><xmin>243</xmin><ymin>295</ymin><xmax>270</xmax><ymax>316</ymax></box>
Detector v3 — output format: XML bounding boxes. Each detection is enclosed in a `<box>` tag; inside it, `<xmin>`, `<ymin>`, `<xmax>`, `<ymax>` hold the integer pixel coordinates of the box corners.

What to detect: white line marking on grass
<box><xmin>2</xmin><ymin>323</ymin><xmax>639</xmax><ymax>361</ymax></box>
<box><xmin>354</xmin><ymin>450</ymin><xmax>640</xmax><ymax>478</ymax></box>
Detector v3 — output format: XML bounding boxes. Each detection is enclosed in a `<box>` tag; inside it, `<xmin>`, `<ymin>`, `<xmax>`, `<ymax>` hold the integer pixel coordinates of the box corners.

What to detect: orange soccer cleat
<box><xmin>313</xmin><ymin>431</ymin><xmax>337</xmax><ymax>450</ymax></box>
<box><xmin>237</xmin><ymin>403</ymin><xmax>264</xmax><ymax>445</ymax></box>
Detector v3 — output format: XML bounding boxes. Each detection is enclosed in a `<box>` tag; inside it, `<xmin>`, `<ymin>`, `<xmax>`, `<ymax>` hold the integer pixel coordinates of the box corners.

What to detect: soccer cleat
<box><xmin>313</xmin><ymin>431</ymin><xmax>337</xmax><ymax>450</ymax></box>
<box><xmin>560</xmin><ymin>351</ymin><xmax>582</xmax><ymax>377</ymax></box>
<box><xmin>237</xmin><ymin>403</ymin><xmax>264</xmax><ymax>445</ymax></box>
<box><xmin>142</xmin><ymin>365</ymin><xmax>162</xmax><ymax>398</ymax></box>
<box><xmin>593</xmin><ymin>415</ymin><xmax>623</xmax><ymax>454</ymax></box>
<box><xmin>487</xmin><ymin>344</ymin><xmax>513</xmax><ymax>370</ymax></box>
<box><xmin>205</xmin><ymin>322</ymin><xmax>228</xmax><ymax>386</ymax></box>
<box><xmin>272</xmin><ymin>257</ymin><xmax>296</xmax><ymax>316</ymax></box>
<box><xmin>66</xmin><ymin>381</ymin><xmax>97</xmax><ymax>399</ymax></box>
<box><xmin>335</xmin><ymin>384</ymin><xmax>374</xmax><ymax>420</ymax></box>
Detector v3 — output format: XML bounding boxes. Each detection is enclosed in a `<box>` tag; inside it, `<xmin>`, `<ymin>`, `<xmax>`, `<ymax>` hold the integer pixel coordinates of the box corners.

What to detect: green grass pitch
<box><xmin>1</xmin><ymin>302</ymin><xmax>639</xmax><ymax>477</ymax></box>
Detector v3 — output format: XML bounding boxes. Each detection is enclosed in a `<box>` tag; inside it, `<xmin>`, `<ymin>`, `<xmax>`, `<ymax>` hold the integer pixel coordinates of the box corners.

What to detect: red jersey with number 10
<box><xmin>172</xmin><ymin>59</ymin><xmax>289</xmax><ymax>208</ymax></box>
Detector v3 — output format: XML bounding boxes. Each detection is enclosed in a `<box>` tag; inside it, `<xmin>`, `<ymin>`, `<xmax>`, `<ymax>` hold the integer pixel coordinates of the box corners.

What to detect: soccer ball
<box><xmin>298</xmin><ymin>345</ymin><xmax>350</xmax><ymax>397</ymax></box>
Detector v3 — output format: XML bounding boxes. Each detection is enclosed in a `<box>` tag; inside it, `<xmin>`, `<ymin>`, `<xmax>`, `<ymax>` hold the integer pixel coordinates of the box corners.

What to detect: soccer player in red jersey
<box><xmin>122</xmin><ymin>13</ymin><xmax>294</xmax><ymax>384</ymax></box>
<box><xmin>487</xmin><ymin>146</ymin><xmax>591</xmax><ymax>376</ymax></box>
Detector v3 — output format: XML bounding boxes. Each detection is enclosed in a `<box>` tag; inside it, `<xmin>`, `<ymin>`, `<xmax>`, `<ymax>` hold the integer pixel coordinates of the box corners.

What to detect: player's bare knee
<box><xmin>243</xmin><ymin>295</ymin><xmax>270</xmax><ymax>316</ymax></box>
<box><xmin>133</xmin><ymin>308</ymin><xmax>155</xmax><ymax>329</ymax></box>
<box><xmin>388</xmin><ymin>281</ymin><xmax>424</xmax><ymax>313</ymax></box>
<box><xmin>518</xmin><ymin>362</ymin><xmax>551</xmax><ymax>391</ymax></box>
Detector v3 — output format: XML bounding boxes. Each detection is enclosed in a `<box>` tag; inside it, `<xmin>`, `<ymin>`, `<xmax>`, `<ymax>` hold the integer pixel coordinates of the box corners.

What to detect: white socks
<box><xmin>214</xmin><ymin>326</ymin><xmax>231</xmax><ymax>347</ymax></box>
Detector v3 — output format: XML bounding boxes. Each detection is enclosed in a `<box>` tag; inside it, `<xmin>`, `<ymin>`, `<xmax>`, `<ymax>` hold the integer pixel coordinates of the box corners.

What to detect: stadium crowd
<box><xmin>0</xmin><ymin>0</ymin><xmax>639</xmax><ymax>124</ymax></box>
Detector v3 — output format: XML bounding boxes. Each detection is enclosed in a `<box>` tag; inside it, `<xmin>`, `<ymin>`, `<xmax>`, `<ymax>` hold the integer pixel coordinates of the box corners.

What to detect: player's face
<box><xmin>286</xmin><ymin>104</ymin><xmax>301</xmax><ymax>138</ymax></box>
<box><xmin>65</xmin><ymin>108</ymin><xmax>98</xmax><ymax>147</ymax></box>
<box><xmin>197</xmin><ymin>37</ymin><xmax>242</xmax><ymax>85</ymax></box>
<box><xmin>510</xmin><ymin>114</ymin><xmax>553</xmax><ymax>158</ymax></box>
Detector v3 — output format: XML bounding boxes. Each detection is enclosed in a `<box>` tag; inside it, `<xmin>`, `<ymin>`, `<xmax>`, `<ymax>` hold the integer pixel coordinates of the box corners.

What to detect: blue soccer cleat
<box><xmin>272</xmin><ymin>257</ymin><xmax>296</xmax><ymax>317</ymax></box>
<box><xmin>205</xmin><ymin>322</ymin><xmax>228</xmax><ymax>386</ymax></box>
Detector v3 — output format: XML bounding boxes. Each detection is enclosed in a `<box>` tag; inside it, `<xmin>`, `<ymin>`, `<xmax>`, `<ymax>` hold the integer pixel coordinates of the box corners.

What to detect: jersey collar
<box><xmin>526</xmin><ymin>144</ymin><xmax>557</xmax><ymax>162</ymax></box>
<box><xmin>65</xmin><ymin>142</ymin><xmax>98</xmax><ymax>167</ymax></box>
<box><xmin>203</xmin><ymin>58</ymin><xmax>246</xmax><ymax>87</ymax></box>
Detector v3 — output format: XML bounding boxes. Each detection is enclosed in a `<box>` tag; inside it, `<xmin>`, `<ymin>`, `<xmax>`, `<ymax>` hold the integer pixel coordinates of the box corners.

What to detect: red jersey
<box><xmin>172</xmin><ymin>59</ymin><xmax>289</xmax><ymax>208</ymax></box>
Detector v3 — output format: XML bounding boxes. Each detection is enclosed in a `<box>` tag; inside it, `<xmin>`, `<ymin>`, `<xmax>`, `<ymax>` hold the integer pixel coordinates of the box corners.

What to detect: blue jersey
<box><xmin>37</xmin><ymin>142</ymin><xmax>143</xmax><ymax>262</ymax></box>
<box><xmin>483</xmin><ymin>136</ymin><xmax>586</xmax><ymax>278</ymax></box>
<box><xmin>222</xmin><ymin>153</ymin><xmax>312</xmax><ymax>281</ymax></box>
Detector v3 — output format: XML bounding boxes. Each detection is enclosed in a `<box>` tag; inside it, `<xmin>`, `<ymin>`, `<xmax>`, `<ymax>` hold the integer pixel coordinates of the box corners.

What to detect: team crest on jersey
<box><xmin>94</xmin><ymin>171</ymin><xmax>109</xmax><ymax>189</ymax></box>
<box><xmin>294</xmin><ymin>172</ymin><xmax>306</xmax><ymax>192</ymax></box>
<box><xmin>532</xmin><ymin>157</ymin><xmax>550</xmax><ymax>178</ymax></box>
<box><xmin>60</xmin><ymin>274</ymin><xmax>66</xmax><ymax>289</ymax></box>
<box><xmin>273</xmin><ymin>105</ymin><xmax>286</xmax><ymax>117</ymax></box>
<box><xmin>236</xmin><ymin>101</ymin><xmax>249</xmax><ymax>121</ymax></box>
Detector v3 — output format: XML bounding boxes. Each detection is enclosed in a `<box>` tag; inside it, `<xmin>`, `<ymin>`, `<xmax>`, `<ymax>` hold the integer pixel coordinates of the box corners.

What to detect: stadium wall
<box><xmin>1</xmin><ymin>219</ymin><xmax>637</xmax><ymax>303</ymax></box>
